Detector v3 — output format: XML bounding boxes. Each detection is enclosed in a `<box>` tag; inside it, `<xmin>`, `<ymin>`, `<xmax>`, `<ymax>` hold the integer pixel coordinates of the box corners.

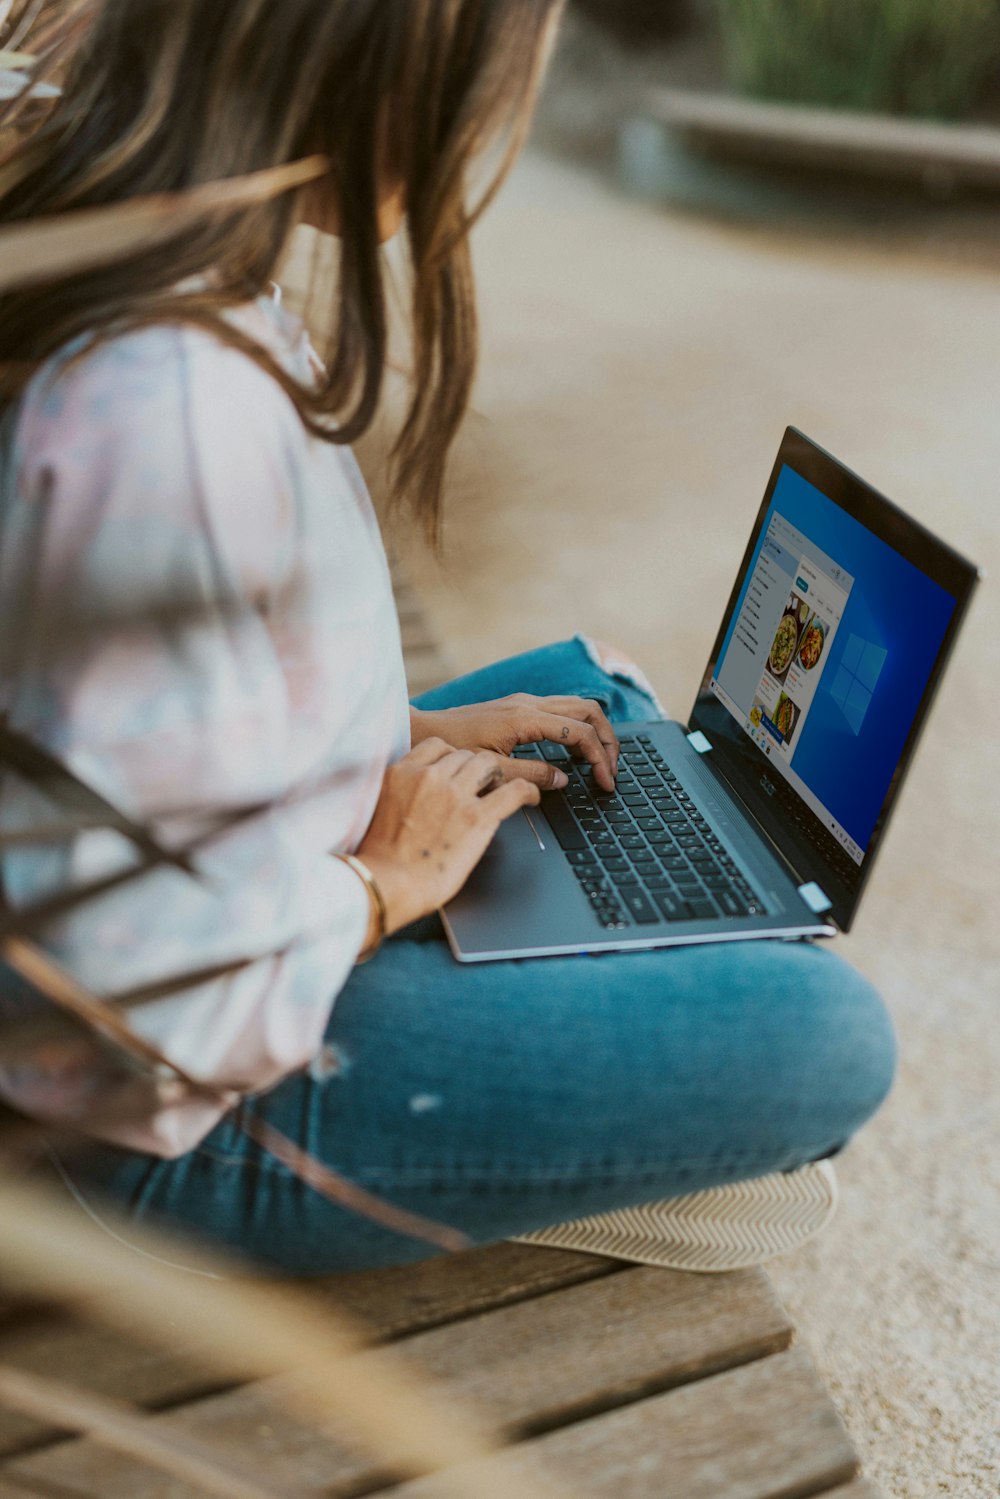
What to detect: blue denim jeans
<box><xmin>67</xmin><ymin>638</ymin><xmax>896</xmax><ymax>1276</ymax></box>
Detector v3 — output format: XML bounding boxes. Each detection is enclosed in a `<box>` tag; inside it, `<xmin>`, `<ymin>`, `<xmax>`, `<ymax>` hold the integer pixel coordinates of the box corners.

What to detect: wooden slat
<box><xmin>400</xmin><ymin>645</ymin><xmax>450</xmax><ymax>694</ymax></box>
<box><xmin>312</xmin><ymin>1241</ymin><xmax>622</xmax><ymax>1340</ymax></box>
<box><xmin>386</xmin><ymin>1263</ymin><xmax>792</xmax><ymax>1437</ymax></box>
<box><xmin>8</xmin><ymin>1265</ymin><xmax>793</xmax><ymax>1498</ymax></box>
<box><xmin>8</xmin><ymin>1394</ymin><xmax>348</xmax><ymax>1499</ymax></box>
<box><xmin>406</xmin><ymin>670</ymin><xmax>449</xmax><ymax>697</ymax></box>
<box><xmin>389</xmin><ymin>558</ymin><xmax>451</xmax><ymax>697</ymax></box>
<box><xmin>400</xmin><ymin>615</ymin><xmax>440</xmax><ymax>651</ymax></box>
<box><xmin>394</xmin><ymin>593</ymin><xmax>427</xmax><ymax>626</ymax></box>
<box><xmin>375</xmin><ymin>1348</ymin><xmax>858</xmax><ymax>1499</ymax></box>
<box><xmin>0</xmin><ymin>1479</ymin><xmax>78</xmax><ymax>1498</ymax></box>
<box><xmin>0</xmin><ymin>1315</ymin><xmax>222</xmax><ymax>1461</ymax></box>
<box><xmin>0</xmin><ymin>1245</ymin><xmax>615</xmax><ymax>1460</ymax></box>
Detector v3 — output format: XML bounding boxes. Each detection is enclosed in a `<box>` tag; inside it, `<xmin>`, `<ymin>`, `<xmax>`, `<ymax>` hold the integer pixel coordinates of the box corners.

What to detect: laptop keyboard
<box><xmin>516</xmin><ymin>736</ymin><xmax>767</xmax><ymax>931</ymax></box>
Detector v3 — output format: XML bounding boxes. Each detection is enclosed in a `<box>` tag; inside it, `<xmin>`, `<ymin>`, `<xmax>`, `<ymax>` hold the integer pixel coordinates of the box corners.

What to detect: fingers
<box><xmin>541</xmin><ymin>695</ymin><xmax>619</xmax><ymax>776</ymax></box>
<box><xmin>441</xmin><ymin>746</ymin><xmax>570</xmax><ymax>795</ymax></box>
<box><xmin>533</xmin><ymin>711</ymin><xmax>616</xmax><ymax>792</ymax></box>
<box><xmin>496</xmin><ymin>755</ymin><xmax>569</xmax><ymax>791</ymax></box>
<box><xmin>453</xmin><ymin>750</ymin><xmax>505</xmax><ymax>796</ymax></box>
<box><xmin>405</xmin><ymin>736</ymin><xmax>459</xmax><ymax>767</ymax></box>
<box><xmin>488</xmin><ymin>777</ymin><xmax>542</xmax><ymax>821</ymax></box>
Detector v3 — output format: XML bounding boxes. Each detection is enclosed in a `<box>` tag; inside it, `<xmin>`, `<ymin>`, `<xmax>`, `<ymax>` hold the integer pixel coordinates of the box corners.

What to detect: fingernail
<box><xmin>553</xmin><ymin>769</ymin><xmax>569</xmax><ymax>788</ymax></box>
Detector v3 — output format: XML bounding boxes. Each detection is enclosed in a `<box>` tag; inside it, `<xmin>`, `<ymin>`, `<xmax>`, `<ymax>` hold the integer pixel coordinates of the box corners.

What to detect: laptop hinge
<box><xmin>686</xmin><ymin>730</ymin><xmax>713</xmax><ymax>754</ymax></box>
<box><xmin>798</xmin><ymin>881</ymin><xmax>833</xmax><ymax>915</ymax></box>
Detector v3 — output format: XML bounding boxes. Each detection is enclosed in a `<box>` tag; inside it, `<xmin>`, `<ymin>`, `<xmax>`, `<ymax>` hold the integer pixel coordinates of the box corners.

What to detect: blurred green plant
<box><xmin>716</xmin><ymin>0</ymin><xmax>1000</xmax><ymax>119</ymax></box>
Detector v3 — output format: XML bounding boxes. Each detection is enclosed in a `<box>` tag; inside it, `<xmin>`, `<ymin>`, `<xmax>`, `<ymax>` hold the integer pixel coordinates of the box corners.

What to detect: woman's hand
<box><xmin>357</xmin><ymin>739</ymin><xmax>541</xmax><ymax>933</ymax></box>
<box><xmin>410</xmin><ymin>694</ymin><xmax>619</xmax><ymax>792</ymax></box>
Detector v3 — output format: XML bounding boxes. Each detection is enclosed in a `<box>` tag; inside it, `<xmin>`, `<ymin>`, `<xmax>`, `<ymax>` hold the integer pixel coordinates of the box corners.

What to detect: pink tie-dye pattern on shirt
<box><xmin>0</xmin><ymin>293</ymin><xmax>410</xmax><ymax>1156</ymax></box>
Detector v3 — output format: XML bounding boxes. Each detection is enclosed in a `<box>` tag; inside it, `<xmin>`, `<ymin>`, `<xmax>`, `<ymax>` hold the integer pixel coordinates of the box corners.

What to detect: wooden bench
<box><xmin>631</xmin><ymin>86</ymin><xmax>1000</xmax><ymax>191</ymax></box>
<box><xmin>0</xmin><ymin>1241</ymin><xmax>880</xmax><ymax>1498</ymax></box>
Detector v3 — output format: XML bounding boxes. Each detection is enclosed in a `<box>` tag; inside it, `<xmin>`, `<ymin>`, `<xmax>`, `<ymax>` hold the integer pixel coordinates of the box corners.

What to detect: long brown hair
<box><xmin>0</xmin><ymin>0</ymin><xmax>562</xmax><ymax>535</ymax></box>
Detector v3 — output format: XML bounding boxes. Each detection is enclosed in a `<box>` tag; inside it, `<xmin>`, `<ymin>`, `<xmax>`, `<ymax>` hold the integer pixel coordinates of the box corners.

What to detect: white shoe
<box><xmin>513</xmin><ymin>1161</ymin><xmax>839</xmax><ymax>1273</ymax></box>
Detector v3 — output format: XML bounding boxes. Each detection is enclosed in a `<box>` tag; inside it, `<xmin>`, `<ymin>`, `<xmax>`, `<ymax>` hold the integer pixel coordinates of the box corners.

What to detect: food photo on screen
<box><xmin>772</xmin><ymin>691</ymin><xmax>801</xmax><ymax>746</ymax></box>
<box><xmin>797</xmin><ymin>615</ymin><xmax>827</xmax><ymax>672</ymax></box>
<box><xmin>766</xmin><ymin>592</ymin><xmax>809</xmax><ymax>681</ymax></box>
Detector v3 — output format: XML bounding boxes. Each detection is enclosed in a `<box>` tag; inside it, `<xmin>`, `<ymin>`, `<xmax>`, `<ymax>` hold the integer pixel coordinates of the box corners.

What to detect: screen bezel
<box><xmin>688</xmin><ymin>426</ymin><xmax>981</xmax><ymax>931</ymax></box>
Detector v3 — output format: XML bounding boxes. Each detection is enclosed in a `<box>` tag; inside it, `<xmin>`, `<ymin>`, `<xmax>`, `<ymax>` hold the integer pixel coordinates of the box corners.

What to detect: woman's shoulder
<box><xmin>17</xmin><ymin>314</ymin><xmax>307</xmax><ymax>469</ymax></box>
<box><xmin>6</xmin><ymin>313</ymin><xmax>357</xmax><ymax>602</ymax></box>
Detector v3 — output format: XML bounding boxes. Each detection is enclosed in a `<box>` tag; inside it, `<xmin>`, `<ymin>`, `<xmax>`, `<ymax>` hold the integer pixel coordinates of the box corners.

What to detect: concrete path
<box><xmin>399</xmin><ymin>150</ymin><xmax>1000</xmax><ymax>1499</ymax></box>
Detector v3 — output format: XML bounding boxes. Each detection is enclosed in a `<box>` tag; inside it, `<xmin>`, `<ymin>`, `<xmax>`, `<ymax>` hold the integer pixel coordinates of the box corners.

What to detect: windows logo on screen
<box><xmin>830</xmin><ymin>634</ymin><xmax>887</xmax><ymax>735</ymax></box>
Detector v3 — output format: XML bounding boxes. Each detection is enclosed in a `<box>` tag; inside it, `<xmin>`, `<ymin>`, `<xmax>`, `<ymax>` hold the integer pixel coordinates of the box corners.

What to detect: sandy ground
<box><xmin>386</xmin><ymin>151</ymin><xmax>1000</xmax><ymax>1498</ymax></box>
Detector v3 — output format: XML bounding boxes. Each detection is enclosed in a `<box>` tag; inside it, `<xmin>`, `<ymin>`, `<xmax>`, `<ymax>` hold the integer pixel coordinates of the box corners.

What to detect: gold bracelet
<box><xmin>336</xmin><ymin>853</ymin><xmax>388</xmax><ymax>964</ymax></box>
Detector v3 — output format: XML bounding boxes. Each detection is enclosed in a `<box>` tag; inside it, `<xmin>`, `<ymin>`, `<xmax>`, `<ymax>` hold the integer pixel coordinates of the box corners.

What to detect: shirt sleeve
<box><xmin>0</xmin><ymin>326</ymin><xmax>373</xmax><ymax>1126</ymax></box>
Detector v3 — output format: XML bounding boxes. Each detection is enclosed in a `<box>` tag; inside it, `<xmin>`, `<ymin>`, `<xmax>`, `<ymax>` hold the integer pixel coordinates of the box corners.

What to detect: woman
<box><xmin>0</xmin><ymin>0</ymin><xmax>895</xmax><ymax>1276</ymax></box>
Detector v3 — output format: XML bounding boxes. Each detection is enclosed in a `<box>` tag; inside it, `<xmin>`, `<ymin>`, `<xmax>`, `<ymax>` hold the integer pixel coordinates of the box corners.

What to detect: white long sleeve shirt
<box><xmin>0</xmin><ymin>291</ymin><xmax>410</xmax><ymax>1156</ymax></box>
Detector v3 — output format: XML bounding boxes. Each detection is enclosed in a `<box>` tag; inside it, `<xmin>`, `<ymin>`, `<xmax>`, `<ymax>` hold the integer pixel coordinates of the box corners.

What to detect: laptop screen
<box><xmin>690</xmin><ymin>429</ymin><xmax>978</xmax><ymax>929</ymax></box>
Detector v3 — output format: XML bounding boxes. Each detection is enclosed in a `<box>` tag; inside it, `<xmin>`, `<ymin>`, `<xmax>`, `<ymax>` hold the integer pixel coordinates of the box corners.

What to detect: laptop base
<box><xmin>441</xmin><ymin>720</ymin><xmax>835</xmax><ymax>964</ymax></box>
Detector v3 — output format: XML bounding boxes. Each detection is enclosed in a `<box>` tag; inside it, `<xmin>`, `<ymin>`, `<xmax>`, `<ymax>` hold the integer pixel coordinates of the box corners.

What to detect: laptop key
<box><xmin>616</xmin><ymin>886</ymin><xmax>659</xmax><ymax>924</ymax></box>
<box><xmin>687</xmin><ymin>898</ymin><xmax>720</xmax><ymax>920</ymax></box>
<box><xmin>539</xmin><ymin>794</ymin><xmax>586</xmax><ymax>850</ymax></box>
<box><xmin>655</xmin><ymin>891</ymin><xmax>687</xmax><ymax>920</ymax></box>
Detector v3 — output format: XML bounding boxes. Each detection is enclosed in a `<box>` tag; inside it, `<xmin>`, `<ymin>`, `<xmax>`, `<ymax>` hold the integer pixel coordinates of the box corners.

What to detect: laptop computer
<box><xmin>441</xmin><ymin>427</ymin><xmax>981</xmax><ymax>962</ymax></box>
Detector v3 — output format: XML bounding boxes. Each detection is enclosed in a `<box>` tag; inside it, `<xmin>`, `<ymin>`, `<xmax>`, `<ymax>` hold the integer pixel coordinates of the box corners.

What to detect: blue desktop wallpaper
<box><xmin>716</xmin><ymin>465</ymin><xmax>956</xmax><ymax>851</ymax></box>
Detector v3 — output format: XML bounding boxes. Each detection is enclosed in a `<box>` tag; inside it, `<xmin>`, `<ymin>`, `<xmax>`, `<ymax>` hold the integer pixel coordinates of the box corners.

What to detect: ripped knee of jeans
<box><xmin>576</xmin><ymin>634</ymin><xmax>667</xmax><ymax>717</ymax></box>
